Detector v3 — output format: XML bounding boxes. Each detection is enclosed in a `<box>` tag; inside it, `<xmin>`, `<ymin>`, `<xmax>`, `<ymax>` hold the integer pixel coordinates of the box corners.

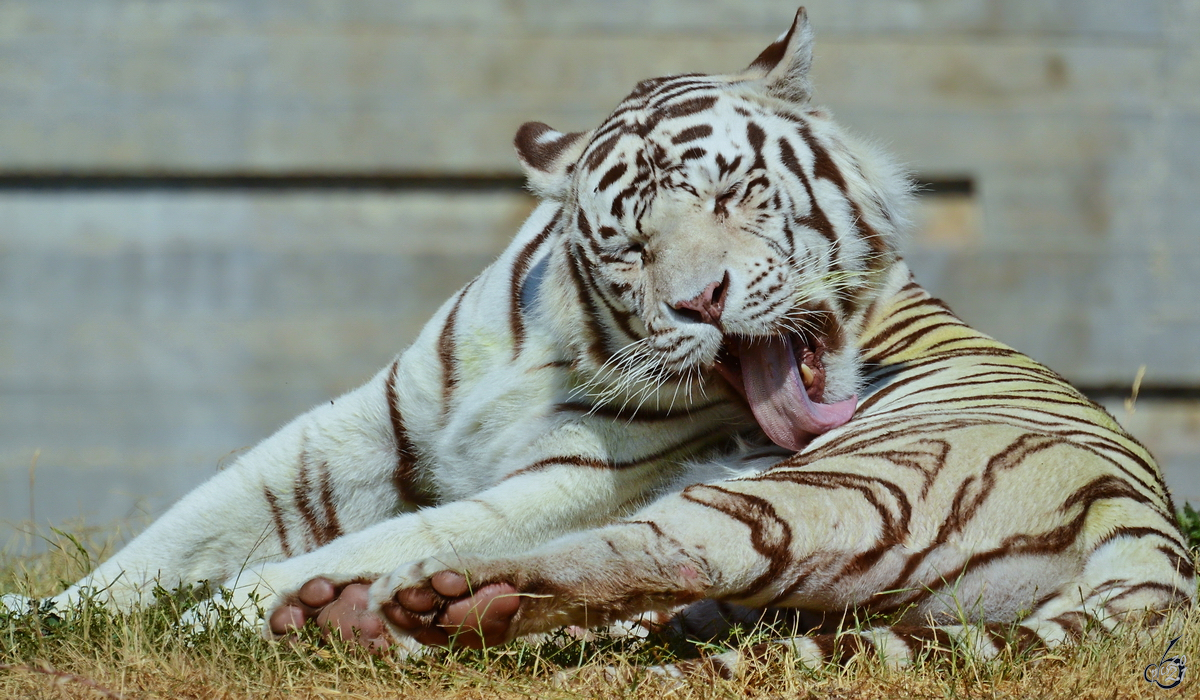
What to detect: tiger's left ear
<box><xmin>743</xmin><ymin>7</ymin><xmax>815</xmax><ymax>103</ymax></box>
<box><xmin>514</xmin><ymin>122</ymin><xmax>593</xmax><ymax>199</ymax></box>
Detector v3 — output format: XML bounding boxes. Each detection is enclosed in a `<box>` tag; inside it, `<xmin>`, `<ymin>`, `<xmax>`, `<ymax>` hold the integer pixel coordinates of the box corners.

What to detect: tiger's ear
<box><xmin>514</xmin><ymin>122</ymin><xmax>593</xmax><ymax>199</ymax></box>
<box><xmin>743</xmin><ymin>7</ymin><xmax>815</xmax><ymax>103</ymax></box>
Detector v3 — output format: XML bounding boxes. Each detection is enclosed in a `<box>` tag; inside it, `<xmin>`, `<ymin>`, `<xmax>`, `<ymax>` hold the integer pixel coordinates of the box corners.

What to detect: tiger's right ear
<box><xmin>514</xmin><ymin>122</ymin><xmax>592</xmax><ymax>199</ymax></box>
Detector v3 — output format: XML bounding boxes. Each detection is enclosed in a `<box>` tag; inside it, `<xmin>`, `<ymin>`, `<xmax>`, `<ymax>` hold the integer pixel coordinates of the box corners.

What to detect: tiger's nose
<box><xmin>671</xmin><ymin>271</ymin><xmax>729</xmax><ymax>326</ymax></box>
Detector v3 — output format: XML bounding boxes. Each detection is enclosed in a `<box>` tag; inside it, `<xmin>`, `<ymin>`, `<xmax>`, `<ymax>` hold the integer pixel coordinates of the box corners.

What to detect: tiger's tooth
<box><xmin>800</xmin><ymin>363</ymin><xmax>814</xmax><ymax>387</ymax></box>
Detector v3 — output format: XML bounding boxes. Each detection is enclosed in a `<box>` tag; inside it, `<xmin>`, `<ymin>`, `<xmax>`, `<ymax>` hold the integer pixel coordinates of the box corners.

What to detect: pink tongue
<box><xmin>737</xmin><ymin>336</ymin><xmax>857</xmax><ymax>451</ymax></box>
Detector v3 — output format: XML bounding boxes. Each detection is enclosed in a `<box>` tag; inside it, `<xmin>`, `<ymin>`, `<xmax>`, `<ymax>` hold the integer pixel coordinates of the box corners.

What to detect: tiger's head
<box><xmin>516</xmin><ymin>8</ymin><xmax>911</xmax><ymax>450</ymax></box>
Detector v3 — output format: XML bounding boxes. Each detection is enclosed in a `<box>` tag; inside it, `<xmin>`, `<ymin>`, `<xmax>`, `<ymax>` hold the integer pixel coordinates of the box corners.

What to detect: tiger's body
<box><xmin>6</xmin><ymin>8</ymin><xmax>1192</xmax><ymax>667</ymax></box>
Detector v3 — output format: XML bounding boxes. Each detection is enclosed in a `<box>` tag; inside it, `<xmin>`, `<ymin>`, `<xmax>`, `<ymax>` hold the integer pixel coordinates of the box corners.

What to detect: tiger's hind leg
<box><xmin>372</xmin><ymin>429</ymin><xmax>1195</xmax><ymax>670</ymax></box>
<box><xmin>655</xmin><ymin>503</ymin><xmax>1198</xmax><ymax>679</ymax></box>
<box><xmin>660</xmin><ymin>579</ymin><xmax>1195</xmax><ymax>681</ymax></box>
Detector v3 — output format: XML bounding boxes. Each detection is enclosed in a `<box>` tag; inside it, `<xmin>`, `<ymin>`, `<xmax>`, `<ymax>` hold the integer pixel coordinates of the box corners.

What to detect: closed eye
<box><xmin>715</xmin><ymin>187</ymin><xmax>739</xmax><ymax>215</ymax></box>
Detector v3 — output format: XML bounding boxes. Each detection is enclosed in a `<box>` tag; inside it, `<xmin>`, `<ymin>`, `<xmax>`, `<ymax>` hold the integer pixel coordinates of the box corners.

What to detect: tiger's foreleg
<box><xmin>42</xmin><ymin>360</ymin><xmax>417</xmax><ymax>612</ymax></box>
<box><xmin>209</xmin><ymin>448</ymin><xmax>697</xmax><ymax>641</ymax></box>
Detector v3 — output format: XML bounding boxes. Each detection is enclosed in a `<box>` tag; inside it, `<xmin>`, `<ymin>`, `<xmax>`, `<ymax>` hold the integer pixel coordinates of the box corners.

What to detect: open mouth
<box><xmin>714</xmin><ymin>332</ymin><xmax>857</xmax><ymax>451</ymax></box>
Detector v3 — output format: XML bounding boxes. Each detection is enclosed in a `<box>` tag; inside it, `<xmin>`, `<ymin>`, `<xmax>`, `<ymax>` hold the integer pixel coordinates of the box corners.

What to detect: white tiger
<box><xmin>5</xmin><ymin>8</ymin><xmax>1192</xmax><ymax>670</ymax></box>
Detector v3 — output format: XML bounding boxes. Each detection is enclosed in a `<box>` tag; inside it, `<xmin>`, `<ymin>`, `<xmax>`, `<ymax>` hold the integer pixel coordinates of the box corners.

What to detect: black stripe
<box><xmin>565</xmin><ymin>242</ymin><xmax>614</xmax><ymax>364</ymax></box>
<box><xmin>505</xmin><ymin>430</ymin><xmax>725</xmax><ymax>480</ymax></box>
<box><xmin>293</xmin><ymin>448</ymin><xmax>322</xmax><ymax>549</ymax></box>
<box><xmin>316</xmin><ymin>460</ymin><xmax>343</xmax><ymax>543</ymax></box>
<box><xmin>671</xmin><ymin>124</ymin><xmax>713</xmax><ymax>145</ymax></box>
<box><xmin>554</xmin><ymin>398</ymin><xmax>729</xmax><ymax>422</ymax></box>
<box><xmin>437</xmin><ymin>282</ymin><xmax>474</xmax><ymax>414</ymax></box>
<box><xmin>262</xmin><ymin>486</ymin><xmax>292</xmax><ymax>557</ymax></box>
<box><xmin>597</xmin><ymin>162</ymin><xmax>628</xmax><ymax>191</ymax></box>
<box><xmin>509</xmin><ymin>212</ymin><xmax>559</xmax><ymax>359</ymax></box>
<box><xmin>681</xmin><ymin>483</ymin><xmax>795</xmax><ymax>598</ymax></box>
<box><xmin>576</xmin><ymin>249</ymin><xmax>640</xmax><ymax>342</ymax></box>
<box><xmin>651</xmin><ymin>94</ymin><xmax>718</xmax><ymax>121</ymax></box>
<box><xmin>778</xmin><ymin>137</ymin><xmax>837</xmax><ymax>246</ymax></box>
<box><xmin>649</xmin><ymin>82</ymin><xmax>720</xmax><ymax>108</ymax></box>
<box><xmin>860</xmin><ymin>321</ymin><xmax>967</xmax><ymax>364</ymax></box>
<box><xmin>584</xmin><ymin>135</ymin><xmax>622</xmax><ymax>172</ymax></box>
<box><xmin>745</xmin><ymin>122</ymin><xmax>767</xmax><ymax>171</ymax></box>
<box><xmin>386</xmin><ymin>360</ymin><xmax>433</xmax><ymax>508</ymax></box>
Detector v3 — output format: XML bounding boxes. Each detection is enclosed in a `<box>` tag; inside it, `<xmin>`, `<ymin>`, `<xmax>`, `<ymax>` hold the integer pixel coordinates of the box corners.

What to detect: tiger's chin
<box><xmin>712</xmin><ymin>331</ymin><xmax>857</xmax><ymax>451</ymax></box>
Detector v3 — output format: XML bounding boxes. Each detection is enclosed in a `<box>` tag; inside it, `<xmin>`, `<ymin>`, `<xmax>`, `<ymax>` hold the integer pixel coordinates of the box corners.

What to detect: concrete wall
<box><xmin>1</xmin><ymin>1</ymin><xmax>1197</xmax><ymax>540</ymax></box>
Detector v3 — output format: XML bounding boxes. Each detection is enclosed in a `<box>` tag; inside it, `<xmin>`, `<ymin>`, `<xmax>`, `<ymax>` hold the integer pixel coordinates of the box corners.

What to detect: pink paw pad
<box><xmin>267</xmin><ymin>578</ymin><xmax>392</xmax><ymax>653</ymax></box>
<box><xmin>382</xmin><ymin>571</ymin><xmax>522</xmax><ymax>649</ymax></box>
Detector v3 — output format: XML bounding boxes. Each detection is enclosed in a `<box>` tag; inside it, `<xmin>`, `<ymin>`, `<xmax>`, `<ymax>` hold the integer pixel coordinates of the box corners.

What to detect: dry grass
<box><xmin>2</xmin><ymin>523</ymin><xmax>1197</xmax><ymax>700</ymax></box>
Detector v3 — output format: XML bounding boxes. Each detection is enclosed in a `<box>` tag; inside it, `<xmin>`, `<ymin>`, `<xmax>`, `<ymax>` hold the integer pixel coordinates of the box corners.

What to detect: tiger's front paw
<box><xmin>373</xmin><ymin>560</ymin><xmax>524</xmax><ymax>649</ymax></box>
<box><xmin>267</xmin><ymin>577</ymin><xmax>404</xmax><ymax>653</ymax></box>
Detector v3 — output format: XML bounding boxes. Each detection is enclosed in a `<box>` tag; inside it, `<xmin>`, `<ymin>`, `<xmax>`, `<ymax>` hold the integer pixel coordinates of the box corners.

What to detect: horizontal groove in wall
<box><xmin>0</xmin><ymin>171</ymin><xmax>973</xmax><ymax>195</ymax></box>
<box><xmin>0</xmin><ymin>172</ymin><xmax>530</xmax><ymax>192</ymax></box>
<box><xmin>914</xmin><ymin>177</ymin><xmax>973</xmax><ymax>196</ymax></box>
<box><xmin>1080</xmin><ymin>385</ymin><xmax>1200</xmax><ymax>402</ymax></box>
